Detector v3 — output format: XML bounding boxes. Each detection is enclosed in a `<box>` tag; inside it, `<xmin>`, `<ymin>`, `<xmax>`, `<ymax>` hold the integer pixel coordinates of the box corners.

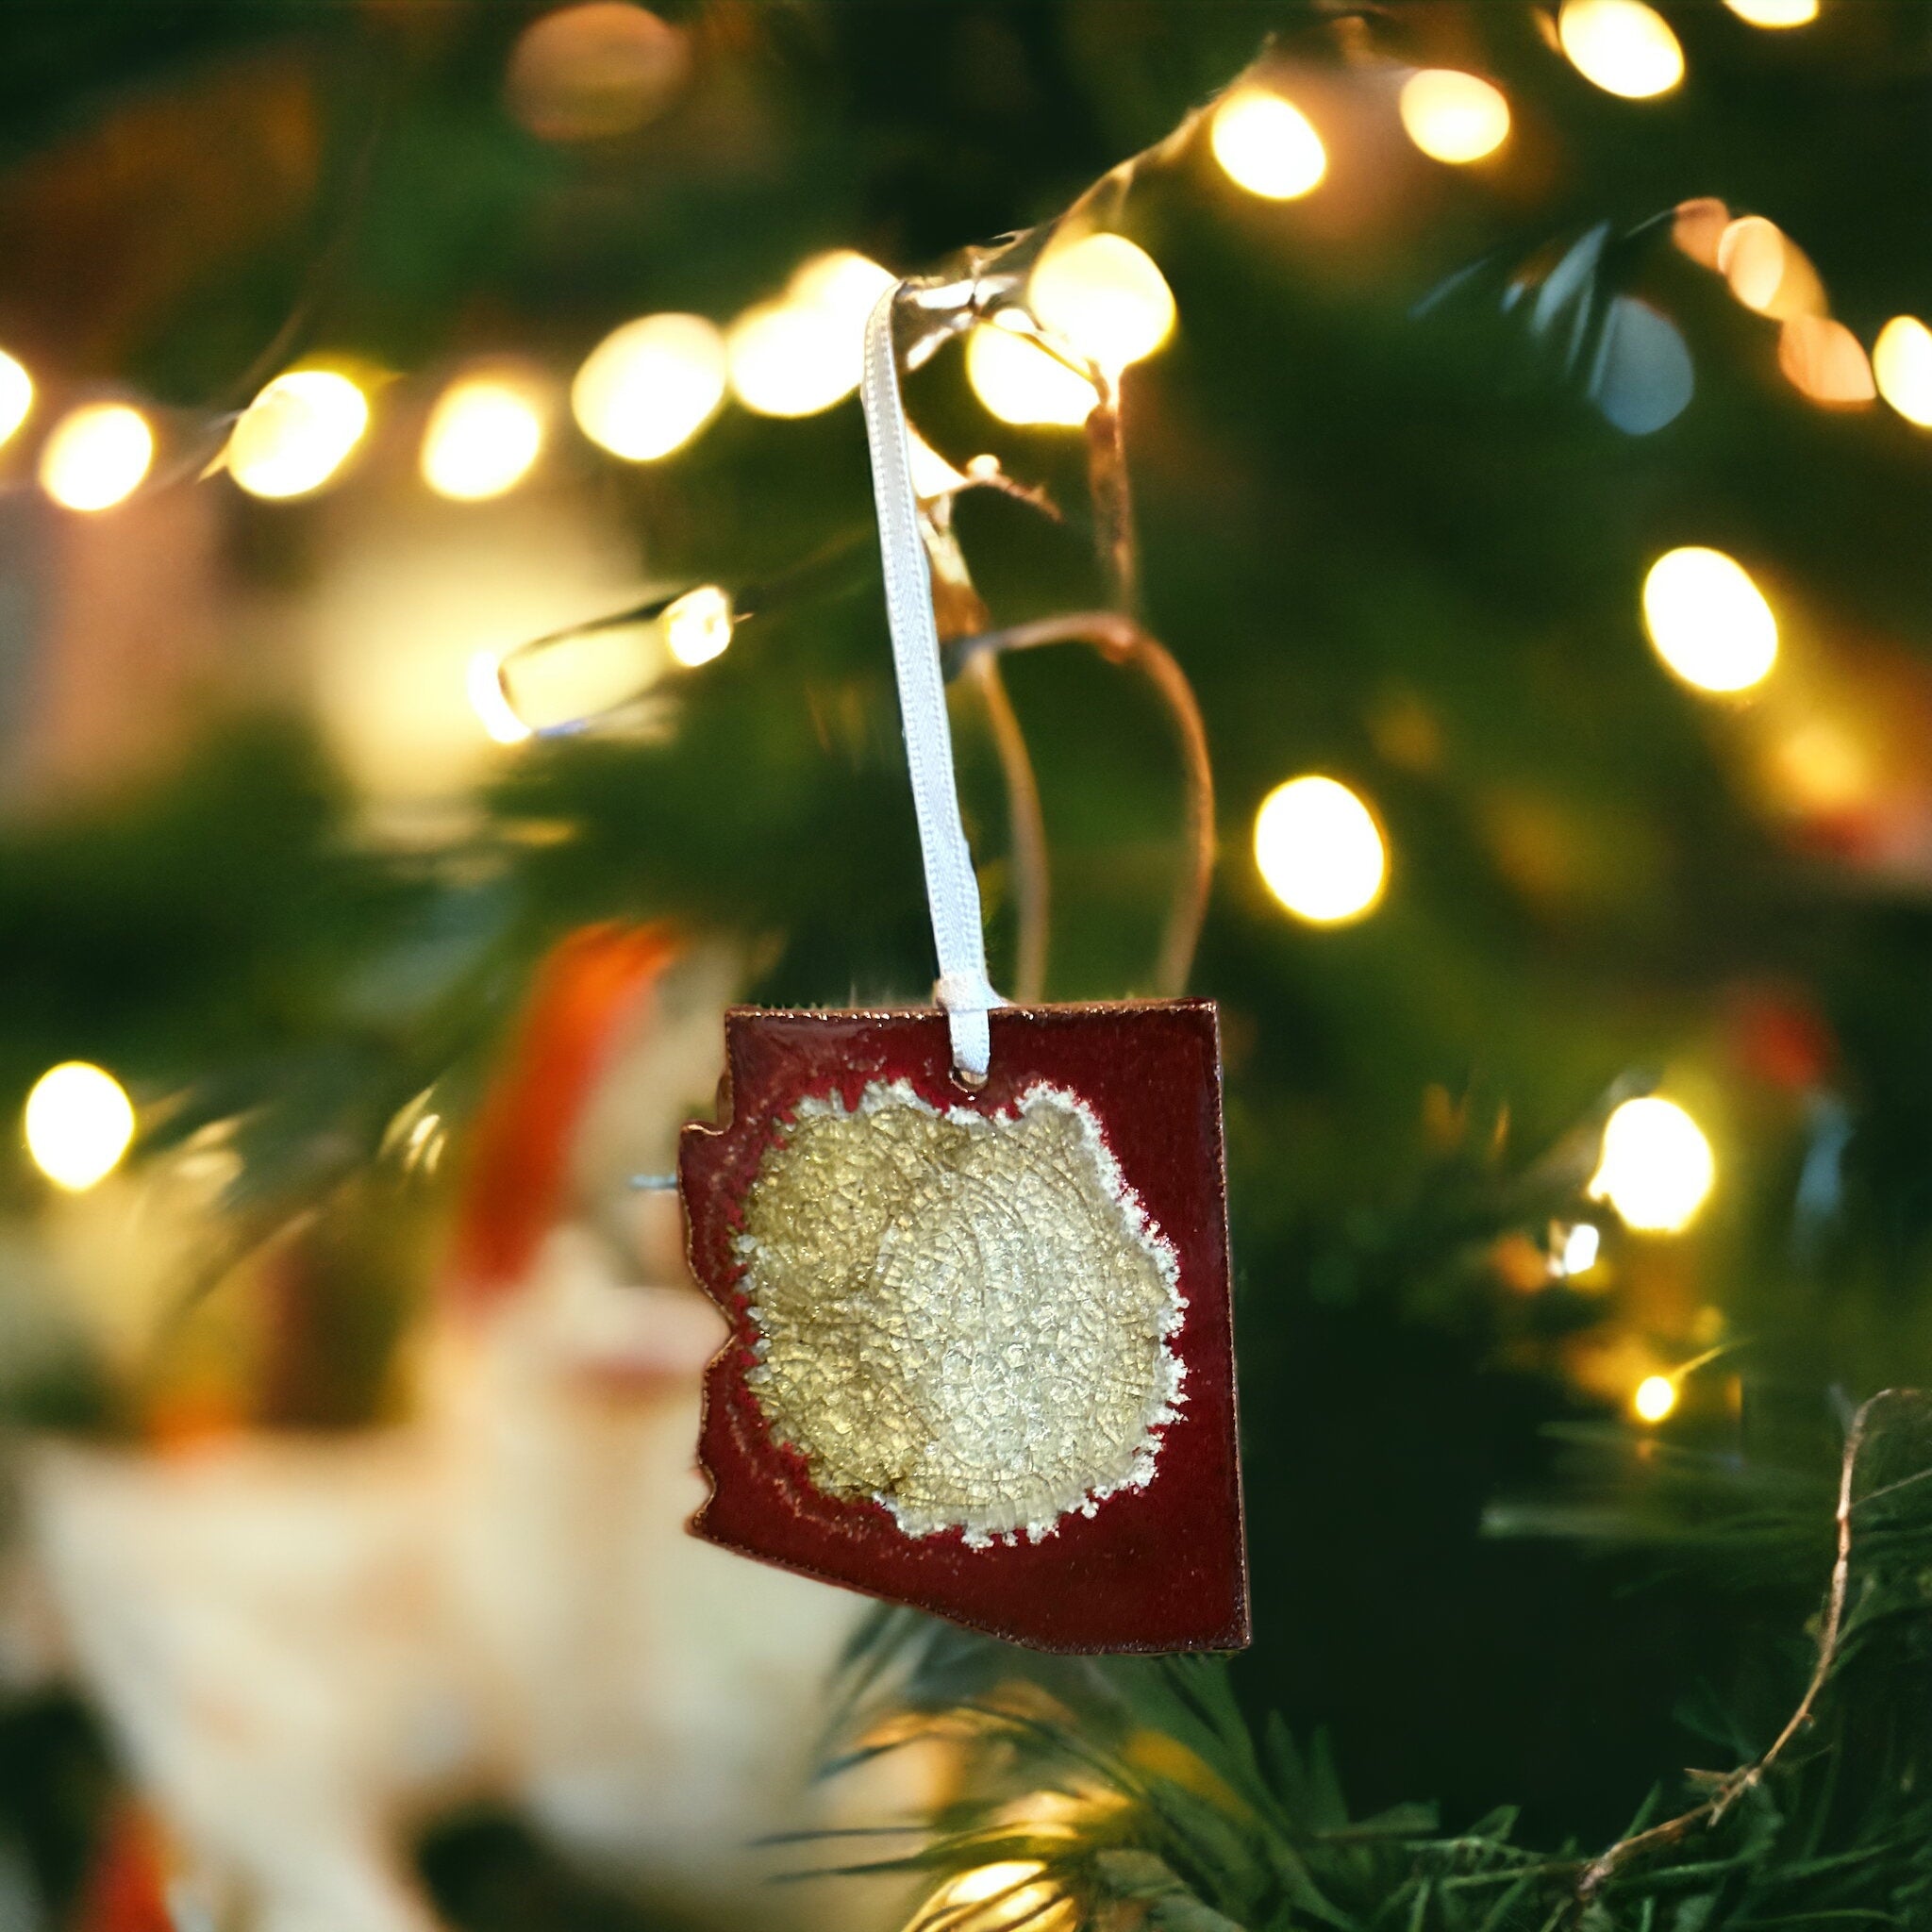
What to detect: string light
<box><xmin>39</xmin><ymin>403</ymin><xmax>154</xmax><ymax>512</ymax></box>
<box><xmin>1557</xmin><ymin>1223</ymin><xmax>1601</xmax><ymax>1276</ymax></box>
<box><xmin>24</xmin><ymin>1061</ymin><xmax>136</xmax><ymax>1191</ymax></box>
<box><xmin>1398</xmin><ymin>71</ymin><xmax>1512</xmax><ymax>164</ymax></box>
<box><xmin>1873</xmin><ymin>316</ymin><xmax>1932</xmax><ymax>426</ymax></box>
<box><xmin>1589</xmin><ymin>1096</ymin><xmax>1715</xmax><ymax>1234</ymax></box>
<box><xmin>1253</xmin><ymin>775</ymin><xmax>1388</xmax><ymax>925</ymax></box>
<box><xmin>1632</xmin><ymin>1374</ymin><xmax>1678</xmax><ymax>1423</ymax></box>
<box><xmin>727</xmin><ymin>250</ymin><xmax>896</xmax><ymax>419</ymax></box>
<box><xmin>912</xmin><ymin>1862</ymin><xmax>1077</xmax><ymax>1932</ymax></box>
<box><xmin>1641</xmin><ymin>547</ymin><xmax>1778</xmax><ymax>694</ymax></box>
<box><xmin>0</xmin><ymin>350</ymin><xmax>32</xmax><ymax>449</ymax></box>
<box><xmin>227</xmin><ymin>370</ymin><xmax>370</xmax><ymax>500</ymax></box>
<box><xmin>421</xmin><ymin>376</ymin><xmax>544</xmax><ymax>500</ymax></box>
<box><xmin>727</xmin><ymin>301</ymin><xmax>855</xmax><ymax>418</ymax></box>
<box><xmin>1209</xmin><ymin>88</ymin><xmax>1326</xmax><ymax>200</ymax></box>
<box><xmin>1724</xmin><ymin>229</ymin><xmax>1783</xmax><ymax>312</ymax></box>
<box><xmin>1027</xmin><ymin>234</ymin><xmax>1175</xmax><ymax>375</ymax></box>
<box><xmin>1557</xmin><ymin>0</ymin><xmax>1685</xmax><ymax>99</ymax></box>
<box><xmin>465</xmin><ymin>650</ymin><xmax>533</xmax><ymax>745</ymax></box>
<box><xmin>1778</xmin><ymin>315</ymin><xmax>1874</xmax><ymax>408</ymax></box>
<box><xmin>1724</xmin><ymin>0</ymin><xmax>1817</xmax><ymax>24</ymax></box>
<box><xmin>661</xmin><ymin>584</ymin><xmax>734</xmax><ymax>667</ymax></box>
<box><xmin>571</xmin><ymin>313</ymin><xmax>726</xmax><ymax>460</ymax></box>
<box><xmin>966</xmin><ymin>318</ymin><xmax>1095</xmax><ymax>427</ymax></box>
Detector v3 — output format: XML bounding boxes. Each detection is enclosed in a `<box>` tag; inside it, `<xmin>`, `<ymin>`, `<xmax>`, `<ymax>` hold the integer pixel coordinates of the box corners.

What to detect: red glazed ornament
<box><xmin>680</xmin><ymin>1001</ymin><xmax>1247</xmax><ymax>1652</ymax></box>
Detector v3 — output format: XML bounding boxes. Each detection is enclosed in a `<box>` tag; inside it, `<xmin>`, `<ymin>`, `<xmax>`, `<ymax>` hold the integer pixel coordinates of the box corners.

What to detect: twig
<box><xmin>951</xmin><ymin>612</ymin><xmax>1214</xmax><ymax>996</ymax></box>
<box><xmin>1571</xmin><ymin>1392</ymin><xmax>1888</xmax><ymax>1908</ymax></box>
<box><xmin>966</xmin><ymin>652</ymin><xmax>1050</xmax><ymax>1001</ymax></box>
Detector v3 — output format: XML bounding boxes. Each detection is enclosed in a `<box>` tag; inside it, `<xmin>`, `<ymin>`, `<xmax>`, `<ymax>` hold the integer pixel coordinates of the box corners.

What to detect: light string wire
<box><xmin>862</xmin><ymin>289</ymin><xmax>1005</xmax><ymax>1082</ymax></box>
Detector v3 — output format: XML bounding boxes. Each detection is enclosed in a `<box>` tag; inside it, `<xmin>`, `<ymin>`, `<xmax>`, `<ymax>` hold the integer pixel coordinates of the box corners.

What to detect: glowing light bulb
<box><xmin>727</xmin><ymin>300</ymin><xmax>856</xmax><ymax>418</ymax></box>
<box><xmin>1724</xmin><ymin>0</ymin><xmax>1816</xmax><ymax>24</ymax></box>
<box><xmin>0</xmin><ymin>350</ymin><xmax>32</xmax><ymax>449</ymax></box>
<box><xmin>966</xmin><ymin>320</ymin><xmax>1095</xmax><ymax>427</ymax></box>
<box><xmin>1209</xmin><ymin>89</ymin><xmax>1326</xmax><ymax>200</ymax></box>
<box><xmin>1778</xmin><ymin>315</ymin><xmax>1874</xmax><ymax>408</ymax></box>
<box><xmin>422</xmin><ymin>377</ymin><xmax>544</xmax><ymax>500</ymax></box>
<box><xmin>226</xmin><ymin>369</ymin><xmax>369</xmax><ymax>500</ymax></box>
<box><xmin>1589</xmin><ymin>1096</ymin><xmax>1715</xmax><ymax>1234</ymax></box>
<box><xmin>1027</xmin><ymin>234</ymin><xmax>1175</xmax><ymax>376</ymax></box>
<box><xmin>1557</xmin><ymin>0</ymin><xmax>1685</xmax><ymax>99</ymax></box>
<box><xmin>915</xmin><ymin>1861</ymin><xmax>1077</xmax><ymax>1932</ymax></box>
<box><xmin>1632</xmin><ymin>1374</ymin><xmax>1678</xmax><ymax>1423</ymax></box>
<box><xmin>1398</xmin><ymin>70</ymin><xmax>1511</xmax><ymax>164</ymax></box>
<box><xmin>1715</xmin><ymin>216</ymin><xmax>1786</xmax><ymax>314</ymax></box>
<box><xmin>662</xmin><ymin>584</ymin><xmax>733</xmax><ymax>667</ymax></box>
<box><xmin>1253</xmin><ymin>775</ymin><xmax>1388</xmax><ymax>925</ymax></box>
<box><xmin>788</xmin><ymin>249</ymin><xmax>896</xmax><ymax>330</ymax></box>
<box><xmin>25</xmin><ymin>1061</ymin><xmax>136</xmax><ymax>1191</ymax></box>
<box><xmin>1873</xmin><ymin>316</ymin><xmax>1932</xmax><ymax>427</ymax></box>
<box><xmin>571</xmin><ymin>313</ymin><xmax>726</xmax><ymax>460</ymax></box>
<box><xmin>1558</xmin><ymin>1223</ymin><xmax>1601</xmax><ymax>1275</ymax></box>
<box><xmin>723</xmin><ymin>251</ymin><xmax>895</xmax><ymax>420</ymax></box>
<box><xmin>39</xmin><ymin>403</ymin><xmax>154</xmax><ymax>512</ymax></box>
<box><xmin>1641</xmin><ymin>546</ymin><xmax>1778</xmax><ymax>694</ymax></box>
<box><xmin>466</xmin><ymin>650</ymin><xmax>533</xmax><ymax>745</ymax></box>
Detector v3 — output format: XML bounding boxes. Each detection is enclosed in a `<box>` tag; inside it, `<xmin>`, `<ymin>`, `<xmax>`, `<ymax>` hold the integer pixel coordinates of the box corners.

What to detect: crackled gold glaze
<box><xmin>736</xmin><ymin>1080</ymin><xmax>1183</xmax><ymax>1542</ymax></box>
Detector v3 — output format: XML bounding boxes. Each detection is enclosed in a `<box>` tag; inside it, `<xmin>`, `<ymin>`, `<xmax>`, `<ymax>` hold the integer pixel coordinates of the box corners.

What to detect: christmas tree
<box><xmin>0</xmin><ymin>2</ymin><xmax>1929</xmax><ymax>1926</ymax></box>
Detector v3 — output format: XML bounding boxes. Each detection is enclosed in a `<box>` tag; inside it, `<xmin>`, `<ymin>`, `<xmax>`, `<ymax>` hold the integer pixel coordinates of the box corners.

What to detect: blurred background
<box><xmin>0</xmin><ymin>0</ymin><xmax>1928</xmax><ymax>1926</ymax></box>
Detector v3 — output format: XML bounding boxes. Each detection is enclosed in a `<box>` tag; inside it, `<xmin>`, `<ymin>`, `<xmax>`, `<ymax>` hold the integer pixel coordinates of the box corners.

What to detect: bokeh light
<box><xmin>1632</xmin><ymin>1374</ymin><xmax>1679</xmax><ymax>1423</ymax></box>
<box><xmin>1398</xmin><ymin>71</ymin><xmax>1511</xmax><ymax>164</ymax></box>
<box><xmin>1589</xmin><ymin>1096</ymin><xmax>1715</xmax><ymax>1234</ymax></box>
<box><xmin>1778</xmin><ymin>315</ymin><xmax>1874</xmax><ymax>408</ymax></box>
<box><xmin>505</xmin><ymin>2</ymin><xmax>691</xmax><ymax>142</ymax></box>
<box><xmin>572</xmin><ymin>313</ymin><xmax>726</xmax><ymax>459</ymax></box>
<box><xmin>39</xmin><ymin>403</ymin><xmax>154</xmax><ymax>512</ymax></box>
<box><xmin>661</xmin><ymin>584</ymin><xmax>734</xmax><ymax>667</ymax></box>
<box><xmin>227</xmin><ymin>370</ymin><xmax>370</xmax><ymax>500</ymax></box>
<box><xmin>422</xmin><ymin>376</ymin><xmax>544</xmax><ymax>500</ymax></box>
<box><xmin>1557</xmin><ymin>0</ymin><xmax>1685</xmax><ymax>99</ymax></box>
<box><xmin>1873</xmin><ymin>316</ymin><xmax>1932</xmax><ymax>426</ymax></box>
<box><xmin>966</xmin><ymin>320</ymin><xmax>1095</xmax><ymax>427</ymax></box>
<box><xmin>1209</xmin><ymin>88</ymin><xmax>1326</xmax><ymax>200</ymax></box>
<box><xmin>725</xmin><ymin>250</ymin><xmax>894</xmax><ymax>419</ymax></box>
<box><xmin>25</xmin><ymin>1061</ymin><xmax>136</xmax><ymax>1191</ymax></box>
<box><xmin>727</xmin><ymin>302</ymin><xmax>854</xmax><ymax>418</ymax></box>
<box><xmin>1027</xmin><ymin>234</ymin><xmax>1175</xmax><ymax>375</ymax></box>
<box><xmin>789</xmin><ymin>248</ymin><xmax>897</xmax><ymax>334</ymax></box>
<box><xmin>1557</xmin><ymin>1223</ymin><xmax>1601</xmax><ymax>1276</ymax></box>
<box><xmin>913</xmin><ymin>1862</ymin><xmax>1077</xmax><ymax>1932</ymax></box>
<box><xmin>1724</xmin><ymin>0</ymin><xmax>1817</xmax><ymax>24</ymax></box>
<box><xmin>0</xmin><ymin>350</ymin><xmax>33</xmax><ymax>449</ymax></box>
<box><xmin>1254</xmin><ymin>775</ymin><xmax>1388</xmax><ymax>925</ymax></box>
<box><xmin>1641</xmin><ymin>546</ymin><xmax>1778</xmax><ymax>694</ymax></box>
<box><xmin>1715</xmin><ymin>217</ymin><xmax>1824</xmax><ymax>321</ymax></box>
<box><xmin>466</xmin><ymin>650</ymin><xmax>534</xmax><ymax>745</ymax></box>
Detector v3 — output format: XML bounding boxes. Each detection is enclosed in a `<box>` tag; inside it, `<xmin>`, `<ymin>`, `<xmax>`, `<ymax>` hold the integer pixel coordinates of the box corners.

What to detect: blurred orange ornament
<box><xmin>447</xmin><ymin>921</ymin><xmax>679</xmax><ymax>1305</ymax></box>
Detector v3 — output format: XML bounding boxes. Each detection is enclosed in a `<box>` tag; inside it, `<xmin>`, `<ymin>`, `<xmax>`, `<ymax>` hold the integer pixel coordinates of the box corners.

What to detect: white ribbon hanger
<box><xmin>860</xmin><ymin>287</ymin><xmax>1006</xmax><ymax>1082</ymax></box>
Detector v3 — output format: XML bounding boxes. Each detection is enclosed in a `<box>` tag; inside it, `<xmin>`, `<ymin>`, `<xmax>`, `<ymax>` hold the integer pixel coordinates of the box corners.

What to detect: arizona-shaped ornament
<box><xmin>680</xmin><ymin>1001</ymin><xmax>1248</xmax><ymax>1653</ymax></box>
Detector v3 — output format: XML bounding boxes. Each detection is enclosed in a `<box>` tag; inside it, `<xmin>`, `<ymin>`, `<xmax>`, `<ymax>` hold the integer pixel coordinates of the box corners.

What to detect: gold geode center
<box><xmin>735</xmin><ymin>1080</ymin><xmax>1183</xmax><ymax>1543</ymax></box>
